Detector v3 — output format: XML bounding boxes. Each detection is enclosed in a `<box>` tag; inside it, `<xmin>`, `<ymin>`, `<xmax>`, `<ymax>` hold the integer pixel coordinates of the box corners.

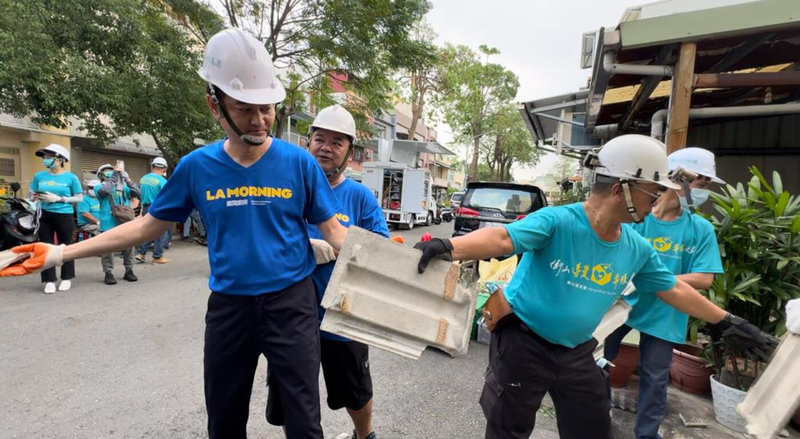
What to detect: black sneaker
<box><xmin>123</xmin><ymin>270</ymin><xmax>138</xmax><ymax>282</ymax></box>
<box><xmin>104</xmin><ymin>272</ymin><xmax>117</xmax><ymax>285</ymax></box>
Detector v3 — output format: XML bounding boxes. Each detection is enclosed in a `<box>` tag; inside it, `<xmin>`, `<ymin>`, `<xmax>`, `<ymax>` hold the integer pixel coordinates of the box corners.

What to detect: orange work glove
<box><xmin>391</xmin><ymin>236</ymin><xmax>405</xmax><ymax>244</ymax></box>
<box><xmin>0</xmin><ymin>243</ymin><xmax>64</xmax><ymax>276</ymax></box>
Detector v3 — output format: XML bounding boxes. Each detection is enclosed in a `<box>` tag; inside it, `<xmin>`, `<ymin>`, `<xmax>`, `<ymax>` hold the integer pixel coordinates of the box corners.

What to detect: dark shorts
<box><xmin>267</xmin><ymin>337</ymin><xmax>372</xmax><ymax>425</ymax></box>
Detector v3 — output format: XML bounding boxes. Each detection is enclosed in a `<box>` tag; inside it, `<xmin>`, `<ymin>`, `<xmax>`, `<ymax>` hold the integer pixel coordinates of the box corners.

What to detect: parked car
<box><xmin>452</xmin><ymin>182</ymin><xmax>547</xmax><ymax>237</ymax></box>
<box><xmin>449</xmin><ymin>191</ymin><xmax>465</xmax><ymax>209</ymax></box>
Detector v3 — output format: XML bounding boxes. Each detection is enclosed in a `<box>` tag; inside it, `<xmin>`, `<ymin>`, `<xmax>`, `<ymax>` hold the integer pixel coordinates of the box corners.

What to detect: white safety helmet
<box><xmin>668</xmin><ymin>147</ymin><xmax>725</xmax><ymax>184</ymax></box>
<box><xmin>310</xmin><ymin>105</ymin><xmax>357</xmax><ymax>143</ymax></box>
<box><xmin>96</xmin><ymin>163</ymin><xmax>114</xmax><ymax>177</ymax></box>
<box><xmin>35</xmin><ymin>143</ymin><xmax>70</xmax><ymax>162</ymax></box>
<box><xmin>87</xmin><ymin>179</ymin><xmax>101</xmax><ymax>187</ymax></box>
<box><xmin>198</xmin><ymin>28</ymin><xmax>285</xmax><ymax>105</ymax></box>
<box><xmin>595</xmin><ymin>135</ymin><xmax>679</xmax><ymax>190</ymax></box>
<box><xmin>151</xmin><ymin>157</ymin><xmax>168</xmax><ymax>168</ymax></box>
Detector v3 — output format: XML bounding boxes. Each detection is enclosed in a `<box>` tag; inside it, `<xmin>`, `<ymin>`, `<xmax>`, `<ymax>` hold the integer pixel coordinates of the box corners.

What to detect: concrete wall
<box><xmin>0</xmin><ymin>126</ymin><xmax>73</xmax><ymax>198</ymax></box>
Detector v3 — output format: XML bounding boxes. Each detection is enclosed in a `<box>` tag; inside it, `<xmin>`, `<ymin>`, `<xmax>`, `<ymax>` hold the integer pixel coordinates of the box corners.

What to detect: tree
<box><xmin>396</xmin><ymin>20</ymin><xmax>441</xmax><ymax>141</ymax></box>
<box><xmin>482</xmin><ymin>104</ymin><xmax>540</xmax><ymax>182</ymax></box>
<box><xmin>0</xmin><ymin>0</ymin><xmax>224</xmax><ymax>166</ymax></box>
<box><xmin>434</xmin><ymin>44</ymin><xmax>519</xmax><ymax>183</ymax></box>
<box><xmin>221</xmin><ymin>0</ymin><xmax>432</xmax><ymax>138</ymax></box>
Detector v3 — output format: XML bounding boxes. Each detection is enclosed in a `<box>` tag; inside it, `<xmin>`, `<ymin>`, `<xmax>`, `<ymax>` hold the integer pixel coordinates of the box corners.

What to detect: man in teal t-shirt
<box><xmin>415</xmin><ymin>136</ymin><xmax>772</xmax><ymax>439</ymax></box>
<box><xmin>135</xmin><ymin>157</ymin><xmax>171</xmax><ymax>264</ymax></box>
<box><xmin>603</xmin><ymin>147</ymin><xmax>725</xmax><ymax>439</ymax></box>
<box><xmin>76</xmin><ymin>179</ymin><xmax>101</xmax><ymax>239</ymax></box>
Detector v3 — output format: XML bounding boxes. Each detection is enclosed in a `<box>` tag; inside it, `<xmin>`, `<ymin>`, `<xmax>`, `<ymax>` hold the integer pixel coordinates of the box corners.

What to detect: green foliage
<box><xmin>699</xmin><ymin>167</ymin><xmax>800</xmax><ymax>383</ymax></box>
<box><xmin>225</xmin><ymin>0</ymin><xmax>432</xmax><ymax>136</ymax></box>
<box><xmin>555</xmin><ymin>182</ymin><xmax>587</xmax><ymax>205</ymax></box>
<box><xmin>433</xmin><ymin>44</ymin><xmax>519</xmax><ymax>182</ymax></box>
<box><xmin>481</xmin><ymin>104</ymin><xmax>540</xmax><ymax>182</ymax></box>
<box><xmin>0</xmin><ymin>0</ymin><xmax>223</xmax><ymax>165</ymax></box>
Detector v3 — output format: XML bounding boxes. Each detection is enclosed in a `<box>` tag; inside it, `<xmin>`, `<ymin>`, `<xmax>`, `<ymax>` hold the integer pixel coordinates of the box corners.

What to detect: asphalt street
<box><xmin>0</xmin><ymin>222</ymin><xmax>500</xmax><ymax>439</ymax></box>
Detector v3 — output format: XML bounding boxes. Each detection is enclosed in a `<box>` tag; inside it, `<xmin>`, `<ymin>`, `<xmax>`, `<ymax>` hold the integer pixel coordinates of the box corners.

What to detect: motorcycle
<box><xmin>0</xmin><ymin>182</ymin><xmax>41</xmax><ymax>250</ymax></box>
<box><xmin>440</xmin><ymin>206</ymin><xmax>454</xmax><ymax>223</ymax></box>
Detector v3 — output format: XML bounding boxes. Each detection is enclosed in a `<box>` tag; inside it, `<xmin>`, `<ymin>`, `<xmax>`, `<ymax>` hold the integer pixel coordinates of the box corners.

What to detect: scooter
<box><xmin>440</xmin><ymin>206</ymin><xmax>454</xmax><ymax>223</ymax></box>
<box><xmin>0</xmin><ymin>183</ymin><xmax>41</xmax><ymax>250</ymax></box>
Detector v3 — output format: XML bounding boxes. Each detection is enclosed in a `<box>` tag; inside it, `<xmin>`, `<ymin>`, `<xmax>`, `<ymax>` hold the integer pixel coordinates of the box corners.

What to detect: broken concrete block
<box><xmin>320</xmin><ymin>226</ymin><xmax>477</xmax><ymax>359</ymax></box>
<box><xmin>737</xmin><ymin>333</ymin><xmax>800</xmax><ymax>439</ymax></box>
<box><xmin>592</xmin><ymin>297</ymin><xmax>632</xmax><ymax>361</ymax></box>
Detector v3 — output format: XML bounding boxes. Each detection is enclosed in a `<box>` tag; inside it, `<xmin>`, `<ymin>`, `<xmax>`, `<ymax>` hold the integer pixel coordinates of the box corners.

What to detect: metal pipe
<box><xmin>593</xmin><ymin>124</ymin><xmax>619</xmax><ymax>139</ymax></box>
<box><xmin>650</xmin><ymin>102</ymin><xmax>800</xmax><ymax>139</ymax></box>
<box><xmin>694</xmin><ymin>71</ymin><xmax>800</xmax><ymax>88</ymax></box>
<box><xmin>603</xmin><ymin>52</ymin><xmax>673</xmax><ymax>77</ymax></box>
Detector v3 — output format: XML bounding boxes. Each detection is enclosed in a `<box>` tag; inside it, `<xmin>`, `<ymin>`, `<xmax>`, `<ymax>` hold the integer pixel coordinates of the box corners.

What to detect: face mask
<box><xmin>680</xmin><ymin>188</ymin><xmax>711</xmax><ymax>209</ymax></box>
<box><xmin>88</xmin><ymin>190</ymin><xmax>96</xmax><ymax>197</ymax></box>
<box><xmin>103</xmin><ymin>171</ymin><xmax>113</xmax><ymax>178</ymax></box>
<box><xmin>43</xmin><ymin>158</ymin><xmax>56</xmax><ymax>168</ymax></box>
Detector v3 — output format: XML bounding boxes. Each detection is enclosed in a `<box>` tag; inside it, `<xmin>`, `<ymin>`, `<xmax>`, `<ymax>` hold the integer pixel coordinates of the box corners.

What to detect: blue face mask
<box><xmin>88</xmin><ymin>190</ymin><xmax>96</xmax><ymax>198</ymax></box>
<box><xmin>42</xmin><ymin>157</ymin><xmax>56</xmax><ymax>168</ymax></box>
<box><xmin>103</xmin><ymin>171</ymin><xmax>113</xmax><ymax>178</ymax></box>
<box><xmin>680</xmin><ymin>188</ymin><xmax>711</xmax><ymax>209</ymax></box>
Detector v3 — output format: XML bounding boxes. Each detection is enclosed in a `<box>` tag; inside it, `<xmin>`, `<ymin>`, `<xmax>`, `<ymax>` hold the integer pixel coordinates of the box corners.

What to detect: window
<box><xmin>0</xmin><ymin>158</ymin><xmax>15</xmax><ymax>177</ymax></box>
<box><xmin>352</xmin><ymin>146</ymin><xmax>365</xmax><ymax>162</ymax></box>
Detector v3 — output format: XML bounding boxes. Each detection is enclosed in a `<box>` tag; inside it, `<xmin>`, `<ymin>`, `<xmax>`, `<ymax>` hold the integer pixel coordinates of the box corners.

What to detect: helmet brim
<box><xmin>204</xmin><ymin>75</ymin><xmax>286</xmax><ymax>105</ymax></box>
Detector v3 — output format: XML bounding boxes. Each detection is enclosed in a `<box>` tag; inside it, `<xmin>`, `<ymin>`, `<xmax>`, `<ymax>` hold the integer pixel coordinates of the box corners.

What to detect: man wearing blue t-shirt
<box><xmin>265</xmin><ymin>105</ymin><xmax>388</xmax><ymax>439</ymax></box>
<box><xmin>135</xmin><ymin>157</ymin><xmax>171</xmax><ymax>264</ymax></box>
<box><xmin>603</xmin><ymin>147</ymin><xmax>725</xmax><ymax>439</ymax></box>
<box><xmin>415</xmin><ymin>135</ymin><xmax>773</xmax><ymax>439</ymax></box>
<box><xmin>2</xmin><ymin>29</ymin><xmax>347</xmax><ymax>439</ymax></box>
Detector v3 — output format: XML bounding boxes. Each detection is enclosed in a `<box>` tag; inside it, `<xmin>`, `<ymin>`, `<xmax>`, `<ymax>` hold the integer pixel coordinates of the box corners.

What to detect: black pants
<box><xmin>38</xmin><ymin>210</ymin><xmax>75</xmax><ymax>282</ymax></box>
<box><xmin>480</xmin><ymin>316</ymin><xmax>612</xmax><ymax>439</ymax></box>
<box><xmin>204</xmin><ymin>277</ymin><xmax>323</xmax><ymax>439</ymax></box>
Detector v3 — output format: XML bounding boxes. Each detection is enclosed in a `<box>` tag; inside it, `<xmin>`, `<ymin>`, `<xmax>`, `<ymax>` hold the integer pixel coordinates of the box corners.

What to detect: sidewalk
<box><xmin>528</xmin><ymin>375</ymin><xmax>800</xmax><ymax>438</ymax></box>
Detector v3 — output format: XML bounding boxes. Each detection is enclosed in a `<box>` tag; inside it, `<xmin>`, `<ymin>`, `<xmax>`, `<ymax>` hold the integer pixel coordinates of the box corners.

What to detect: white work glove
<box><xmin>0</xmin><ymin>243</ymin><xmax>64</xmax><ymax>276</ymax></box>
<box><xmin>310</xmin><ymin>239</ymin><xmax>337</xmax><ymax>265</ymax></box>
<box><xmin>39</xmin><ymin>191</ymin><xmax>62</xmax><ymax>203</ymax></box>
<box><xmin>787</xmin><ymin>299</ymin><xmax>800</xmax><ymax>335</ymax></box>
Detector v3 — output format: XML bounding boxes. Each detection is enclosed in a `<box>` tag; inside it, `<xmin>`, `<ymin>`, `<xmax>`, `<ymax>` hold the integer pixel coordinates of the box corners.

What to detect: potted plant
<box><xmin>702</xmin><ymin>167</ymin><xmax>800</xmax><ymax>432</ymax></box>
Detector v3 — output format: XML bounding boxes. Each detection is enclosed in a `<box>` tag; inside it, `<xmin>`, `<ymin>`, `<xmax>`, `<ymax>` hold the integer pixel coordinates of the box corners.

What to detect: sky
<box><xmin>425</xmin><ymin>0</ymin><xmax>640</xmax><ymax>180</ymax></box>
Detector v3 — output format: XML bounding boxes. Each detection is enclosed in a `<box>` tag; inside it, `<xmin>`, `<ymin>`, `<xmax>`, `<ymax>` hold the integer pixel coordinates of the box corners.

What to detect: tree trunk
<box><xmin>274</xmin><ymin>105</ymin><xmax>290</xmax><ymax>141</ymax></box>
<box><xmin>149</xmin><ymin>132</ymin><xmax>175</xmax><ymax>172</ymax></box>
<box><xmin>408</xmin><ymin>74</ymin><xmax>421</xmax><ymax>141</ymax></box>
<box><xmin>469</xmin><ymin>134</ymin><xmax>481</xmax><ymax>183</ymax></box>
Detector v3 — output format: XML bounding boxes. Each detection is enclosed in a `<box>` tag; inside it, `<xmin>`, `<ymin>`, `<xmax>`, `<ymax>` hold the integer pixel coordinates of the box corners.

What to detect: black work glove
<box><xmin>709</xmin><ymin>313</ymin><xmax>779</xmax><ymax>363</ymax></box>
<box><xmin>413</xmin><ymin>238</ymin><xmax>453</xmax><ymax>274</ymax></box>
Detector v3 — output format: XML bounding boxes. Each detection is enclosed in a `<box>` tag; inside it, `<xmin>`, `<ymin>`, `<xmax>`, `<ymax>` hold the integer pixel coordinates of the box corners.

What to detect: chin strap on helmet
<box><xmin>208</xmin><ymin>85</ymin><xmax>266</xmax><ymax>146</ymax></box>
<box><xmin>620</xmin><ymin>180</ymin><xmax>643</xmax><ymax>223</ymax></box>
<box><xmin>325</xmin><ymin>146</ymin><xmax>352</xmax><ymax>178</ymax></box>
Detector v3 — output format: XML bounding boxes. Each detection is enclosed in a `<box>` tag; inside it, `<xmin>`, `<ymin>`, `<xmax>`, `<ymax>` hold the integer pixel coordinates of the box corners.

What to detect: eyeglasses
<box><xmin>633</xmin><ymin>185</ymin><xmax>662</xmax><ymax>201</ymax></box>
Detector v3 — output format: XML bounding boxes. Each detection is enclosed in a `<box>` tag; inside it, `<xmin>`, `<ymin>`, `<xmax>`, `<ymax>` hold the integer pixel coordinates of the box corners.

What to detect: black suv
<box><xmin>452</xmin><ymin>182</ymin><xmax>547</xmax><ymax>237</ymax></box>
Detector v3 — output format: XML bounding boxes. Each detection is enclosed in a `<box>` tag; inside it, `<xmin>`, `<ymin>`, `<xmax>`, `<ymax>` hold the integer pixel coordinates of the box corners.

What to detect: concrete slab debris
<box><xmin>320</xmin><ymin>226</ymin><xmax>477</xmax><ymax>359</ymax></box>
<box><xmin>738</xmin><ymin>333</ymin><xmax>800</xmax><ymax>439</ymax></box>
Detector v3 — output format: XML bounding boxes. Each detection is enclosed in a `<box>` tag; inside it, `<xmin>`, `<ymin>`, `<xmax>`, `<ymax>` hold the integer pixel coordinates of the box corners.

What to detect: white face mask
<box><xmin>88</xmin><ymin>190</ymin><xmax>96</xmax><ymax>198</ymax></box>
<box><xmin>680</xmin><ymin>188</ymin><xmax>711</xmax><ymax>209</ymax></box>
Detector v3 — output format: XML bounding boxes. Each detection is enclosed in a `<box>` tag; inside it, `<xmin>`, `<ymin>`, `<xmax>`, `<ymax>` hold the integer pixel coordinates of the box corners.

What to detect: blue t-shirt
<box><xmin>307</xmin><ymin>178</ymin><xmax>389</xmax><ymax>341</ymax></box>
<box><xmin>624</xmin><ymin>210</ymin><xmax>723</xmax><ymax>343</ymax></box>
<box><xmin>30</xmin><ymin>171</ymin><xmax>82</xmax><ymax>214</ymax></box>
<box><xmin>147</xmin><ymin>138</ymin><xmax>340</xmax><ymax>295</ymax></box>
<box><xmin>93</xmin><ymin>183</ymin><xmax>132</xmax><ymax>232</ymax></box>
<box><xmin>504</xmin><ymin>203</ymin><xmax>676</xmax><ymax>348</ymax></box>
<box><xmin>76</xmin><ymin>195</ymin><xmax>100</xmax><ymax>226</ymax></box>
<box><xmin>139</xmin><ymin>173</ymin><xmax>167</xmax><ymax>205</ymax></box>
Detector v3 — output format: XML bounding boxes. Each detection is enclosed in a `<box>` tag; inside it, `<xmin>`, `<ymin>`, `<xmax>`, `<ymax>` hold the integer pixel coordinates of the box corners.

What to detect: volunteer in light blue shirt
<box><xmin>76</xmin><ymin>180</ymin><xmax>101</xmax><ymax>227</ymax></box>
<box><xmin>604</xmin><ymin>147</ymin><xmax>725</xmax><ymax>439</ymax></box>
<box><xmin>29</xmin><ymin>143</ymin><xmax>83</xmax><ymax>294</ymax></box>
<box><xmin>264</xmin><ymin>105</ymin><xmax>388</xmax><ymax>439</ymax></box>
<box><xmin>94</xmin><ymin>163</ymin><xmax>140</xmax><ymax>286</ymax></box>
<box><xmin>136</xmin><ymin>158</ymin><xmax>171</xmax><ymax>263</ymax></box>
<box><xmin>414</xmin><ymin>135</ymin><xmax>770</xmax><ymax>439</ymax></box>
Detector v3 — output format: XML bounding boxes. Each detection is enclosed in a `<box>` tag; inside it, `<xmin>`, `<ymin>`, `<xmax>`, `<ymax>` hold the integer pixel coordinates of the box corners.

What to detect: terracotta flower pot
<box><xmin>609</xmin><ymin>344</ymin><xmax>639</xmax><ymax>388</ymax></box>
<box><xmin>669</xmin><ymin>344</ymin><xmax>713</xmax><ymax>395</ymax></box>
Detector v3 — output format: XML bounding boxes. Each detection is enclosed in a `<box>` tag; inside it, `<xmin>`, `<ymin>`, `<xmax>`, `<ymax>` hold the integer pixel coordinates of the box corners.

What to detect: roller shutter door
<box><xmin>77</xmin><ymin>149</ymin><xmax>150</xmax><ymax>185</ymax></box>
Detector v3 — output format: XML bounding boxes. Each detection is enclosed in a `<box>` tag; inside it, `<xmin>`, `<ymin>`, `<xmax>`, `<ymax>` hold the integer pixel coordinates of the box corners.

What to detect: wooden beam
<box><xmin>665</xmin><ymin>42</ymin><xmax>696</xmax><ymax>154</ymax></box>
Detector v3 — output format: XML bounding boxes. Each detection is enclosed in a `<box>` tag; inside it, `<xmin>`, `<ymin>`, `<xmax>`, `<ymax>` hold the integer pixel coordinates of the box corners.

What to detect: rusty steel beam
<box><xmin>694</xmin><ymin>71</ymin><xmax>800</xmax><ymax>88</ymax></box>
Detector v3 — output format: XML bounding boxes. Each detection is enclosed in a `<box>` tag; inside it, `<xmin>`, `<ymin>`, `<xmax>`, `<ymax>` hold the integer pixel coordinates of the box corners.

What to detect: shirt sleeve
<box><xmin>70</xmin><ymin>174</ymin><xmax>82</xmax><ymax>196</ymax></box>
<box><xmin>504</xmin><ymin>207</ymin><xmax>559</xmax><ymax>254</ymax></box>
<box><xmin>632</xmin><ymin>246</ymin><xmax>677</xmax><ymax>294</ymax></box>
<box><xmin>359</xmin><ymin>189</ymin><xmax>389</xmax><ymax>238</ymax></box>
<box><xmin>687</xmin><ymin>217</ymin><xmax>724</xmax><ymax>274</ymax></box>
<box><xmin>30</xmin><ymin>173</ymin><xmax>39</xmax><ymax>193</ymax></box>
<box><xmin>147</xmin><ymin>159</ymin><xmax>195</xmax><ymax>223</ymax></box>
<box><xmin>303</xmin><ymin>157</ymin><xmax>340</xmax><ymax>225</ymax></box>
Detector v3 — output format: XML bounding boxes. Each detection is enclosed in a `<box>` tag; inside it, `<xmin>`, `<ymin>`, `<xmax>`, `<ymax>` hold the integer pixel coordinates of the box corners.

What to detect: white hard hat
<box><xmin>87</xmin><ymin>179</ymin><xmax>101</xmax><ymax>187</ymax></box>
<box><xmin>310</xmin><ymin>105</ymin><xmax>357</xmax><ymax>142</ymax></box>
<box><xmin>198</xmin><ymin>28</ymin><xmax>285</xmax><ymax>105</ymax></box>
<box><xmin>152</xmin><ymin>157</ymin><xmax>168</xmax><ymax>168</ymax></box>
<box><xmin>668</xmin><ymin>147</ymin><xmax>725</xmax><ymax>184</ymax></box>
<box><xmin>35</xmin><ymin>143</ymin><xmax>70</xmax><ymax>162</ymax></box>
<box><xmin>96</xmin><ymin>163</ymin><xmax>114</xmax><ymax>175</ymax></box>
<box><xmin>596</xmin><ymin>134</ymin><xmax>680</xmax><ymax>190</ymax></box>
